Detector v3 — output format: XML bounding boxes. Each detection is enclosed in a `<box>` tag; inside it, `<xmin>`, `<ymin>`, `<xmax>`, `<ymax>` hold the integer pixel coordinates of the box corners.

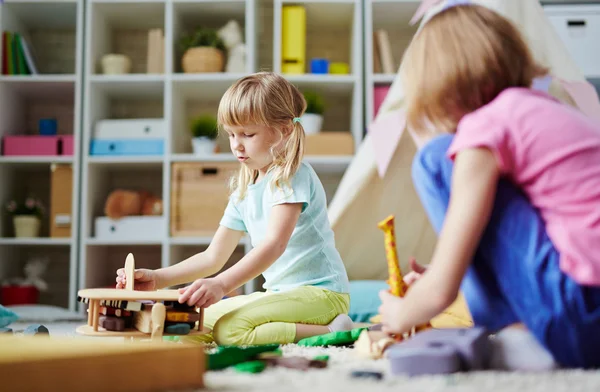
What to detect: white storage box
<box><xmin>94</xmin><ymin>118</ymin><xmax>166</xmax><ymax>139</ymax></box>
<box><xmin>545</xmin><ymin>5</ymin><xmax>600</xmax><ymax>77</ymax></box>
<box><xmin>95</xmin><ymin>216</ymin><xmax>165</xmax><ymax>241</ymax></box>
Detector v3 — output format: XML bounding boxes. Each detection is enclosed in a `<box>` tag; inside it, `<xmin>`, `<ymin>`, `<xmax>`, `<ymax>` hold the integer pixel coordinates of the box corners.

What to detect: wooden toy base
<box><xmin>0</xmin><ymin>335</ymin><xmax>205</xmax><ymax>392</ymax></box>
<box><xmin>76</xmin><ymin>324</ymin><xmax>211</xmax><ymax>337</ymax></box>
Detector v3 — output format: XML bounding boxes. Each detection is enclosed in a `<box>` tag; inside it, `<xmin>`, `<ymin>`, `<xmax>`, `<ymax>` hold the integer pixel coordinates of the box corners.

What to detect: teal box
<box><xmin>90</xmin><ymin>139</ymin><xmax>164</xmax><ymax>156</ymax></box>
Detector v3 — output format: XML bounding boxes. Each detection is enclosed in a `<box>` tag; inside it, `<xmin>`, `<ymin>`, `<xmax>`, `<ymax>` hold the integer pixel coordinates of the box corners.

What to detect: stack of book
<box><xmin>2</xmin><ymin>31</ymin><xmax>38</xmax><ymax>75</ymax></box>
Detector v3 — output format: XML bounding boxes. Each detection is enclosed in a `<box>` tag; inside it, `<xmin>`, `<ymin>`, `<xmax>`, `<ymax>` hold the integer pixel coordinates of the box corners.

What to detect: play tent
<box><xmin>329</xmin><ymin>0</ymin><xmax>598</xmax><ymax>280</ymax></box>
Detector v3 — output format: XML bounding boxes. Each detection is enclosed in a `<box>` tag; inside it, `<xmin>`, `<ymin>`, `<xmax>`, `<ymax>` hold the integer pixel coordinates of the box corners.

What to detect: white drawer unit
<box><xmin>545</xmin><ymin>5</ymin><xmax>600</xmax><ymax>78</ymax></box>
<box><xmin>95</xmin><ymin>216</ymin><xmax>165</xmax><ymax>241</ymax></box>
<box><xmin>94</xmin><ymin>118</ymin><xmax>166</xmax><ymax>139</ymax></box>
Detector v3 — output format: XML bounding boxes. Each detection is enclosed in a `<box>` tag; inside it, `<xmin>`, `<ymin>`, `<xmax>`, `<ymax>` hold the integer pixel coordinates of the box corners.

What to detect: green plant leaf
<box><xmin>190</xmin><ymin>115</ymin><xmax>219</xmax><ymax>139</ymax></box>
<box><xmin>179</xmin><ymin>27</ymin><xmax>226</xmax><ymax>53</ymax></box>
<box><xmin>303</xmin><ymin>91</ymin><xmax>325</xmax><ymax>115</ymax></box>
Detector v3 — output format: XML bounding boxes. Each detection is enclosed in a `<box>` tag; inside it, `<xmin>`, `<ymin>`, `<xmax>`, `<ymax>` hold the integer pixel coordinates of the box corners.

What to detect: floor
<box><xmin>6</xmin><ymin>320</ymin><xmax>600</xmax><ymax>392</ymax></box>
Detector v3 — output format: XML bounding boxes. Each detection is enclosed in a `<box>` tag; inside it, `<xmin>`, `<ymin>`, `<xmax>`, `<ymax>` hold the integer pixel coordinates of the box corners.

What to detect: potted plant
<box><xmin>190</xmin><ymin>115</ymin><xmax>219</xmax><ymax>155</ymax></box>
<box><xmin>179</xmin><ymin>27</ymin><xmax>226</xmax><ymax>73</ymax></box>
<box><xmin>301</xmin><ymin>91</ymin><xmax>325</xmax><ymax>134</ymax></box>
<box><xmin>4</xmin><ymin>196</ymin><xmax>44</xmax><ymax>238</ymax></box>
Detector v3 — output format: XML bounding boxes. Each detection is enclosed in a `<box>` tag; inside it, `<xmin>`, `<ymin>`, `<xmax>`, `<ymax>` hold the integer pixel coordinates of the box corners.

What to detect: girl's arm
<box><xmin>156</xmin><ymin>225</ymin><xmax>244</xmax><ymax>288</ymax></box>
<box><xmin>177</xmin><ymin>202</ymin><xmax>303</xmax><ymax>306</ymax></box>
<box><xmin>380</xmin><ymin>147</ymin><xmax>500</xmax><ymax>334</ymax></box>
<box><xmin>215</xmin><ymin>202</ymin><xmax>303</xmax><ymax>294</ymax></box>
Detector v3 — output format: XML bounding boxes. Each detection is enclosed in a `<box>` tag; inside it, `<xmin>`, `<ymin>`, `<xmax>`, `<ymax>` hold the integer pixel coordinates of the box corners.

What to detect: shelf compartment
<box><xmin>171</xmin><ymin>78</ymin><xmax>232</xmax><ymax>154</ymax></box>
<box><xmin>370</xmin><ymin>1</ymin><xmax>419</xmax><ymax>76</ymax></box>
<box><xmin>1</xmin><ymin>1</ymin><xmax>80</xmax><ymax>75</ymax></box>
<box><xmin>88</xmin><ymin>2</ymin><xmax>166</xmax><ymax>74</ymax></box>
<box><xmin>172</xmin><ymin>0</ymin><xmax>248</xmax><ymax>74</ymax></box>
<box><xmin>277</xmin><ymin>1</ymin><xmax>359</xmax><ymax>75</ymax></box>
<box><xmin>0</xmin><ymin>77</ymin><xmax>76</xmax><ymax>148</ymax></box>
<box><xmin>82</xmin><ymin>244</ymin><xmax>162</xmax><ymax>289</ymax></box>
<box><xmin>0</xmin><ymin>244</ymin><xmax>72</xmax><ymax>309</ymax></box>
<box><xmin>82</xmin><ymin>164</ymin><xmax>164</xmax><ymax>239</ymax></box>
<box><xmin>0</xmin><ymin>165</ymin><xmax>62</xmax><ymax>239</ymax></box>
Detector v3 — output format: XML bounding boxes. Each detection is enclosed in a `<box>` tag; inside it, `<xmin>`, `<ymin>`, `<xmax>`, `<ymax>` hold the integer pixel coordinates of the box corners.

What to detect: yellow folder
<box><xmin>281</xmin><ymin>5</ymin><xmax>306</xmax><ymax>74</ymax></box>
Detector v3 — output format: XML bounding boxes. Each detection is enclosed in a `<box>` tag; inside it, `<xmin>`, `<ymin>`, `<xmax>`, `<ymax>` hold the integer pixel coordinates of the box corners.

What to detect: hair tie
<box><xmin>293</xmin><ymin>117</ymin><xmax>301</xmax><ymax>124</ymax></box>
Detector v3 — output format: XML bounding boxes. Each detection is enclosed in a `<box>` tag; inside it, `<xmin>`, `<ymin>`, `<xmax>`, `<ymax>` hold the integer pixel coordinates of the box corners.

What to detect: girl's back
<box><xmin>447</xmin><ymin>86</ymin><xmax>600</xmax><ymax>285</ymax></box>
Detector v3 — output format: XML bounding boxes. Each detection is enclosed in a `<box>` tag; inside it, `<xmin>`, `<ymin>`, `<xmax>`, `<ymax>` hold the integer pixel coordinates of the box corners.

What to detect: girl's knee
<box><xmin>212</xmin><ymin>313</ymin><xmax>251</xmax><ymax>346</ymax></box>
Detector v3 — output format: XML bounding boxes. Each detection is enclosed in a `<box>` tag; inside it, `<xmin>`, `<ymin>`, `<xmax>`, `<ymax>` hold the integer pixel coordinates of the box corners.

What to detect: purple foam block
<box><xmin>386</xmin><ymin>327</ymin><xmax>491</xmax><ymax>376</ymax></box>
<box><xmin>386</xmin><ymin>340</ymin><xmax>462</xmax><ymax>376</ymax></box>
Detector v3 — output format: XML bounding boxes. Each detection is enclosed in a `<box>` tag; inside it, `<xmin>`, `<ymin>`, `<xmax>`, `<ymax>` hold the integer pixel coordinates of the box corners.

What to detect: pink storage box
<box><xmin>60</xmin><ymin>135</ymin><xmax>74</xmax><ymax>156</ymax></box>
<box><xmin>373</xmin><ymin>85</ymin><xmax>391</xmax><ymax>119</ymax></box>
<box><xmin>2</xmin><ymin>135</ymin><xmax>60</xmax><ymax>156</ymax></box>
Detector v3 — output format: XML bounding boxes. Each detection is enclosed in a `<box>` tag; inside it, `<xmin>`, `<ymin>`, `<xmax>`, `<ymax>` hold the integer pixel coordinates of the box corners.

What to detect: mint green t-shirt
<box><xmin>219</xmin><ymin>161</ymin><xmax>350</xmax><ymax>294</ymax></box>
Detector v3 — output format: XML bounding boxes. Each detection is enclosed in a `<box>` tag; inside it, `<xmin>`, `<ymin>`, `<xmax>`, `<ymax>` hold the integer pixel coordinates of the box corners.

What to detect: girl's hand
<box><xmin>404</xmin><ymin>257</ymin><xmax>427</xmax><ymax>286</ymax></box>
<box><xmin>116</xmin><ymin>268</ymin><xmax>158</xmax><ymax>291</ymax></box>
<box><xmin>378</xmin><ymin>290</ymin><xmax>406</xmax><ymax>335</ymax></box>
<box><xmin>178</xmin><ymin>277</ymin><xmax>226</xmax><ymax>308</ymax></box>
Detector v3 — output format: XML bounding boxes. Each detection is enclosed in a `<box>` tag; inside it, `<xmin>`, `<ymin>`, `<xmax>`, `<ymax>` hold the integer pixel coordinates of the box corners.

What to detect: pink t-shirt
<box><xmin>447</xmin><ymin>87</ymin><xmax>600</xmax><ymax>286</ymax></box>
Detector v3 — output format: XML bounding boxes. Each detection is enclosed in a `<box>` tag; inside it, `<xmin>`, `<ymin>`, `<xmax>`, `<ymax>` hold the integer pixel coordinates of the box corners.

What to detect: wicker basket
<box><xmin>182</xmin><ymin>47</ymin><xmax>225</xmax><ymax>73</ymax></box>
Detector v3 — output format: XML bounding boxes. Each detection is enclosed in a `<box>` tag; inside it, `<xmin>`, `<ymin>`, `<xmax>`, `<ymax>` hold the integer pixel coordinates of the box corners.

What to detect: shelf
<box><xmin>86</xmin><ymin>238</ymin><xmax>163</xmax><ymax>246</ymax></box>
<box><xmin>170</xmin><ymin>153</ymin><xmax>235</xmax><ymax>162</ymax></box>
<box><xmin>372</xmin><ymin>74</ymin><xmax>396</xmax><ymax>84</ymax></box>
<box><xmin>0</xmin><ymin>156</ymin><xmax>74</xmax><ymax>167</ymax></box>
<box><xmin>0</xmin><ymin>238</ymin><xmax>72</xmax><ymax>246</ymax></box>
<box><xmin>170</xmin><ymin>236</ymin><xmax>214</xmax><ymax>246</ymax></box>
<box><xmin>171</xmin><ymin>74</ymin><xmax>243</xmax><ymax>98</ymax></box>
<box><xmin>87</xmin><ymin>156</ymin><xmax>164</xmax><ymax>167</ymax></box>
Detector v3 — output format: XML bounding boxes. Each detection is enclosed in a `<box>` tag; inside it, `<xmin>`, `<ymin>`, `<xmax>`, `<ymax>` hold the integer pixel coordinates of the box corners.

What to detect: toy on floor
<box><xmin>386</xmin><ymin>327</ymin><xmax>491</xmax><ymax>376</ymax></box>
<box><xmin>355</xmin><ymin>215</ymin><xmax>433</xmax><ymax>359</ymax></box>
<box><xmin>76</xmin><ymin>253</ymin><xmax>209</xmax><ymax>340</ymax></box>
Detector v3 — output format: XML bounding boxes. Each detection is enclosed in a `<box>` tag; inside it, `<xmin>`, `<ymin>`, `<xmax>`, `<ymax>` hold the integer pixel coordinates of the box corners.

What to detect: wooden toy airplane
<box><xmin>76</xmin><ymin>253</ymin><xmax>209</xmax><ymax>340</ymax></box>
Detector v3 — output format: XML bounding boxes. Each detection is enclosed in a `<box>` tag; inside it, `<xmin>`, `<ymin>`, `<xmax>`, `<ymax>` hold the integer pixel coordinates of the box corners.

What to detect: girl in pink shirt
<box><xmin>378</xmin><ymin>4</ymin><xmax>600</xmax><ymax>370</ymax></box>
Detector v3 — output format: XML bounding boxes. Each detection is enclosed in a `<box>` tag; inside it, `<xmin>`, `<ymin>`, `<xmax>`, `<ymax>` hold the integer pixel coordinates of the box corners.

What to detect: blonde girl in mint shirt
<box><xmin>116</xmin><ymin>72</ymin><xmax>352</xmax><ymax>346</ymax></box>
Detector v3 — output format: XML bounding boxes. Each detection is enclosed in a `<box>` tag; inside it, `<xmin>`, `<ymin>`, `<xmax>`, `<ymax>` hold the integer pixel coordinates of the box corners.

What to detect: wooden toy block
<box><xmin>100</xmin><ymin>315</ymin><xmax>126</xmax><ymax>332</ymax></box>
<box><xmin>0</xmin><ymin>335</ymin><xmax>205</xmax><ymax>392</ymax></box>
<box><xmin>99</xmin><ymin>306</ymin><xmax>131</xmax><ymax>317</ymax></box>
<box><xmin>76</xmin><ymin>253</ymin><xmax>209</xmax><ymax>339</ymax></box>
<box><xmin>385</xmin><ymin>327</ymin><xmax>491</xmax><ymax>376</ymax></box>
<box><xmin>166</xmin><ymin>310</ymin><xmax>201</xmax><ymax>323</ymax></box>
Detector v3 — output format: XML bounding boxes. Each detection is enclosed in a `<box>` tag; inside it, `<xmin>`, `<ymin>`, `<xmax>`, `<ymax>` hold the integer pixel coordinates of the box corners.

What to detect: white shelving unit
<box><xmin>0</xmin><ymin>0</ymin><xmax>85</xmax><ymax>311</ymax></box>
<box><xmin>363</xmin><ymin>0</ymin><xmax>419</xmax><ymax>124</ymax></box>
<box><xmin>79</xmin><ymin>0</ymin><xmax>259</xmax><ymax>302</ymax></box>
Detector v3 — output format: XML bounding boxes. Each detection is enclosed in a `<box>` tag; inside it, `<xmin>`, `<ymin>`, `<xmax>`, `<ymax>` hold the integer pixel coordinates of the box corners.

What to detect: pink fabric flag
<box><xmin>369</xmin><ymin>108</ymin><xmax>406</xmax><ymax>178</ymax></box>
<box><xmin>560</xmin><ymin>79</ymin><xmax>600</xmax><ymax>123</ymax></box>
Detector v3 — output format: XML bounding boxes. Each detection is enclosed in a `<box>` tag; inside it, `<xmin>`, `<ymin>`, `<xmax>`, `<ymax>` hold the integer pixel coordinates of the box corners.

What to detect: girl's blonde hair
<box><xmin>401</xmin><ymin>4</ymin><xmax>549</xmax><ymax>136</ymax></box>
<box><xmin>217</xmin><ymin>72</ymin><xmax>306</xmax><ymax>200</ymax></box>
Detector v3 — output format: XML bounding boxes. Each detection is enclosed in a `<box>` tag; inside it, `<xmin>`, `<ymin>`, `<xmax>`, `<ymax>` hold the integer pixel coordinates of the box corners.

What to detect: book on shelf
<box><xmin>374</xmin><ymin>29</ymin><xmax>395</xmax><ymax>74</ymax></box>
<box><xmin>2</xmin><ymin>31</ymin><xmax>38</xmax><ymax>75</ymax></box>
<box><xmin>146</xmin><ymin>28</ymin><xmax>164</xmax><ymax>74</ymax></box>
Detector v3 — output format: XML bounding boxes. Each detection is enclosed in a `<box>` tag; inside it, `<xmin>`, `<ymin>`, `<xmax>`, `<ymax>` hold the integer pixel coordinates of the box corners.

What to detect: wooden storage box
<box><xmin>170</xmin><ymin>162</ymin><xmax>239</xmax><ymax>237</ymax></box>
<box><xmin>305</xmin><ymin>132</ymin><xmax>354</xmax><ymax>155</ymax></box>
<box><xmin>50</xmin><ymin>164</ymin><xmax>73</xmax><ymax>238</ymax></box>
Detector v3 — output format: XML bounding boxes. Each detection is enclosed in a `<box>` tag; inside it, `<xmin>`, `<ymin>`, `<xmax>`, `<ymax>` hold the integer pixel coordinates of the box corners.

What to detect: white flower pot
<box><xmin>192</xmin><ymin>137</ymin><xmax>217</xmax><ymax>156</ymax></box>
<box><xmin>13</xmin><ymin>215</ymin><xmax>41</xmax><ymax>238</ymax></box>
<box><xmin>300</xmin><ymin>113</ymin><xmax>323</xmax><ymax>135</ymax></box>
<box><xmin>101</xmin><ymin>54</ymin><xmax>131</xmax><ymax>75</ymax></box>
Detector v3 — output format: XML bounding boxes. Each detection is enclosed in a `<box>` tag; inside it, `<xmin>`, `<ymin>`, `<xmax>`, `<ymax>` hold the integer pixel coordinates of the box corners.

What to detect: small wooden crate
<box><xmin>170</xmin><ymin>161</ymin><xmax>239</xmax><ymax>237</ymax></box>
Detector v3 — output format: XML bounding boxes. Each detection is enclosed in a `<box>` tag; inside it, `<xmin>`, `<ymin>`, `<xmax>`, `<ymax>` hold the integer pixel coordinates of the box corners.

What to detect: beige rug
<box><xmin>205</xmin><ymin>344</ymin><xmax>600</xmax><ymax>392</ymax></box>
<box><xmin>8</xmin><ymin>322</ymin><xmax>600</xmax><ymax>391</ymax></box>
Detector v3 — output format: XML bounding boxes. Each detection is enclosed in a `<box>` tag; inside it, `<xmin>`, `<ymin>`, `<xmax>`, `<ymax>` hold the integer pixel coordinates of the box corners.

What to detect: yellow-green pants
<box><xmin>185</xmin><ymin>285</ymin><xmax>350</xmax><ymax>346</ymax></box>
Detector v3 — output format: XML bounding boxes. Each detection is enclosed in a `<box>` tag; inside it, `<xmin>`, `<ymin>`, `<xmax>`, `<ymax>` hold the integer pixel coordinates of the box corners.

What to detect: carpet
<box><xmin>6</xmin><ymin>322</ymin><xmax>600</xmax><ymax>391</ymax></box>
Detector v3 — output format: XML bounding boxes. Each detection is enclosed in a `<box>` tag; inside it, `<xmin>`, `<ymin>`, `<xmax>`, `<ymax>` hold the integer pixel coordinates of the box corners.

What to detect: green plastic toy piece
<box><xmin>297</xmin><ymin>327</ymin><xmax>367</xmax><ymax>347</ymax></box>
<box><xmin>234</xmin><ymin>360</ymin><xmax>267</xmax><ymax>374</ymax></box>
<box><xmin>313</xmin><ymin>355</ymin><xmax>329</xmax><ymax>362</ymax></box>
<box><xmin>208</xmin><ymin>343</ymin><xmax>281</xmax><ymax>370</ymax></box>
